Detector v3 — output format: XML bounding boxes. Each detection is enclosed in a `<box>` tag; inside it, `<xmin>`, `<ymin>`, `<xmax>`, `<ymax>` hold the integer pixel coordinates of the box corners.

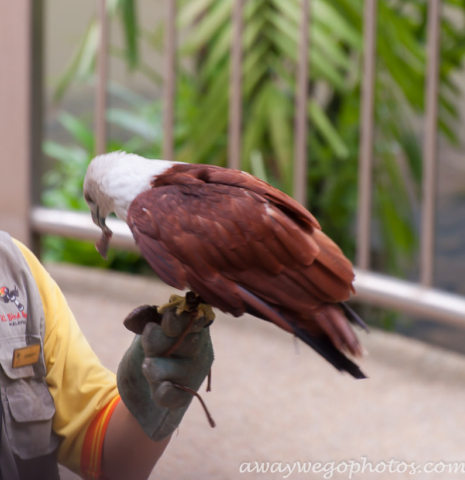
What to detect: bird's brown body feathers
<box><xmin>128</xmin><ymin>163</ymin><xmax>366</xmax><ymax>378</ymax></box>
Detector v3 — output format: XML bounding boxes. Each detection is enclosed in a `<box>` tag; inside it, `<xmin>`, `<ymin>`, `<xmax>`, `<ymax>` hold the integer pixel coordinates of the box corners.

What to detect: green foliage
<box><xmin>44</xmin><ymin>0</ymin><xmax>465</xmax><ymax>277</ymax></box>
<box><xmin>42</xmin><ymin>108</ymin><xmax>151</xmax><ymax>272</ymax></box>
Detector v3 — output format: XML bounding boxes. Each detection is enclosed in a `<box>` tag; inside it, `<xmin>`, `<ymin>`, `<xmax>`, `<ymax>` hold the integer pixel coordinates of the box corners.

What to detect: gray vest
<box><xmin>0</xmin><ymin>232</ymin><xmax>60</xmax><ymax>480</ymax></box>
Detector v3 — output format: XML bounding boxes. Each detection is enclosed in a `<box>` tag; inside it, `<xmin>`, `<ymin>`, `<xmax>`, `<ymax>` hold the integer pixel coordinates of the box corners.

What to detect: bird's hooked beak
<box><xmin>92</xmin><ymin>206</ymin><xmax>113</xmax><ymax>260</ymax></box>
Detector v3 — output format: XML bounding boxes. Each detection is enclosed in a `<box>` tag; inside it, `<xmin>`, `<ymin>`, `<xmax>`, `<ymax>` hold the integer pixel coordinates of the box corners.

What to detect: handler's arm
<box><xmin>14</xmin><ymin>239</ymin><xmax>213</xmax><ymax>480</ymax></box>
<box><xmin>102</xmin><ymin>401</ymin><xmax>170</xmax><ymax>480</ymax></box>
<box><xmin>104</xmin><ymin>302</ymin><xmax>214</xmax><ymax>480</ymax></box>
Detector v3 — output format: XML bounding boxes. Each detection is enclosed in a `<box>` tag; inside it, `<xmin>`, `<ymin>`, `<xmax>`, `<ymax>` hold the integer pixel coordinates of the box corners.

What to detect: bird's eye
<box><xmin>84</xmin><ymin>193</ymin><xmax>94</xmax><ymax>204</ymax></box>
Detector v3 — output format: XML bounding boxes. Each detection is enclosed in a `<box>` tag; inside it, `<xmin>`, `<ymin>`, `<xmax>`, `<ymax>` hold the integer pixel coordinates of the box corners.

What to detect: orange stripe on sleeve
<box><xmin>81</xmin><ymin>395</ymin><xmax>121</xmax><ymax>480</ymax></box>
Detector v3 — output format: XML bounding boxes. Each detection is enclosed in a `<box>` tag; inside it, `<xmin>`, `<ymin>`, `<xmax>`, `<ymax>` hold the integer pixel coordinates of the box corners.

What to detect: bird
<box><xmin>83</xmin><ymin>151</ymin><xmax>368</xmax><ymax>379</ymax></box>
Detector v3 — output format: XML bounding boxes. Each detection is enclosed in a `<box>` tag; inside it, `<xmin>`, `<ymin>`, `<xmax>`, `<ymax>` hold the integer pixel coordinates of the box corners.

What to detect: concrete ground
<box><xmin>50</xmin><ymin>262</ymin><xmax>465</xmax><ymax>480</ymax></box>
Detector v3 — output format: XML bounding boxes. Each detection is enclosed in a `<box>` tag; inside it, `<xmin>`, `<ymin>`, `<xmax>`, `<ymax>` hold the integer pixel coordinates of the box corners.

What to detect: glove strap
<box><xmin>172</xmin><ymin>384</ymin><xmax>216</xmax><ymax>428</ymax></box>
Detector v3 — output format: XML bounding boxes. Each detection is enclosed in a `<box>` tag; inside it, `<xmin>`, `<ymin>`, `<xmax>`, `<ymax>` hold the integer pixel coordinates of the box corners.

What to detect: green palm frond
<box><xmin>47</xmin><ymin>0</ymin><xmax>465</xmax><ymax>275</ymax></box>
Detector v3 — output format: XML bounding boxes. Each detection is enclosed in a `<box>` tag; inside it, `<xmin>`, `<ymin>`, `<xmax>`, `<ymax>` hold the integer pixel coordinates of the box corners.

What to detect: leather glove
<box><xmin>117</xmin><ymin>297</ymin><xmax>214</xmax><ymax>441</ymax></box>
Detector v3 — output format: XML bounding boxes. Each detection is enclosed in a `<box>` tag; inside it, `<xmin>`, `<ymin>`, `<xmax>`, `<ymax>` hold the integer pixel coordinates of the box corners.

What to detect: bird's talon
<box><xmin>157</xmin><ymin>294</ymin><xmax>190</xmax><ymax>315</ymax></box>
<box><xmin>157</xmin><ymin>294</ymin><xmax>215</xmax><ymax>329</ymax></box>
<box><xmin>195</xmin><ymin>304</ymin><xmax>216</xmax><ymax>324</ymax></box>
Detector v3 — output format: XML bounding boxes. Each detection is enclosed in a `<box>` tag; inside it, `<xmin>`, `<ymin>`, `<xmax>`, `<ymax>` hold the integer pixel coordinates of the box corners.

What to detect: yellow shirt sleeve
<box><xmin>13</xmin><ymin>239</ymin><xmax>119</xmax><ymax>476</ymax></box>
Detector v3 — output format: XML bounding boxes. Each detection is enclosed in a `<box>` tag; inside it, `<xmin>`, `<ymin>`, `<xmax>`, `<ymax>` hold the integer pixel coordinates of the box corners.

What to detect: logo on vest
<box><xmin>0</xmin><ymin>285</ymin><xmax>27</xmax><ymax>325</ymax></box>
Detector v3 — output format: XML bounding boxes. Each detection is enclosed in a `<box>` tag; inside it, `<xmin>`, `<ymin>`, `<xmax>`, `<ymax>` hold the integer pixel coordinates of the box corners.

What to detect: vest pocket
<box><xmin>2</xmin><ymin>379</ymin><xmax>58</xmax><ymax>459</ymax></box>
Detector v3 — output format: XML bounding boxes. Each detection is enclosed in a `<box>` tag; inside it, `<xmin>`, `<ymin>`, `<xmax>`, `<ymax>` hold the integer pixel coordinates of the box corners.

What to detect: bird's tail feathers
<box><xmin>237</xmin><ymin>286</ymin><xmax>366</xmax><ymax>379</ymax></box>
<box><xmin>291</xmin><ymin>324</ymin><xmax>367</xmax><ymax>379</ymax></box>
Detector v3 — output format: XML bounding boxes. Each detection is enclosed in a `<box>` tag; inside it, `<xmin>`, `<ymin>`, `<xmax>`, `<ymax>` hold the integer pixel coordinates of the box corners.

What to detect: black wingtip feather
<box><xmin>292</xmin><ymin>324</ymin><xmax>367</xmax><ymax>379</ymax></box>
<box><xmin>339</xmin><ymin>302</ymin><xmax>370</xmax><ymax>333</ymax></box>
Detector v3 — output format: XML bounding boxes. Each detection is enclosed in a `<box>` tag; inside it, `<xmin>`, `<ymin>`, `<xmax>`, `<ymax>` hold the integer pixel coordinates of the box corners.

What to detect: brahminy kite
<box><xmin>84</xmin><ymin>152</ymin><xmax>368</xmax><ymax>378</ymax></box>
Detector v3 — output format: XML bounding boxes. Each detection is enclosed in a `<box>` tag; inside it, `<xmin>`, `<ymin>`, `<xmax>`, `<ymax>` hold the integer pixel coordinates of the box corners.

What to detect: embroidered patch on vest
<box><xmin>0</xmin><ymin>285</ymin><xmax>28</xmax><ymax>325</ymax></box>
<box><xmin>0</xmin><ymin>285</ymin><xmax>25</xmax><ymax>311</ymax></box>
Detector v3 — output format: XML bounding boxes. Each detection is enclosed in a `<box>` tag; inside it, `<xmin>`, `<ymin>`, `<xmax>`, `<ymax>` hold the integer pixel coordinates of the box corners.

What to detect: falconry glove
<box><xmin>117</xmin><ymin>296</ymin><xmax>214</xmax><ymax>442</ymax></box>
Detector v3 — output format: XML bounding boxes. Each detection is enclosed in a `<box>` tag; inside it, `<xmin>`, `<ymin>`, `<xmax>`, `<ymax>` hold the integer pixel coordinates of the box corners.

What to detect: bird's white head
<box><xmin>83</xmin><ymin>151</ymin><xmax>175</xmax><ymax>257</ymax></box>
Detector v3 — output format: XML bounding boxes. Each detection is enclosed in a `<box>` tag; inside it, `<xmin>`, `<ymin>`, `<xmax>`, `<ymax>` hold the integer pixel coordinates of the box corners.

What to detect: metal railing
<box><xmin>30</xmin><ymin>205</ymin><xmax>465</xmax><ymax>325</ymax></box>
<box><xmin>3</xmin><ymin>0</ymin><xmax>465</xmax><ymax>325</ymax></box>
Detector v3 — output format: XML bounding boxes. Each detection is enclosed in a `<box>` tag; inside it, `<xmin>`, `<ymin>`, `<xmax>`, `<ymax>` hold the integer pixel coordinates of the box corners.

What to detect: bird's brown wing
<box><xmin>128</xmin><ymin>179</ymin><xmax>354</xmax><ymax>319</ymax></box>
<box><xmin>129</xmin><ymin>164</ymin><xmax>365</xmax><ymax>376</ymax></box>
<box><xmin>152</xmin><ymin>163</ymin><xmax>321</xmax><ymax>232</ymax></box>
